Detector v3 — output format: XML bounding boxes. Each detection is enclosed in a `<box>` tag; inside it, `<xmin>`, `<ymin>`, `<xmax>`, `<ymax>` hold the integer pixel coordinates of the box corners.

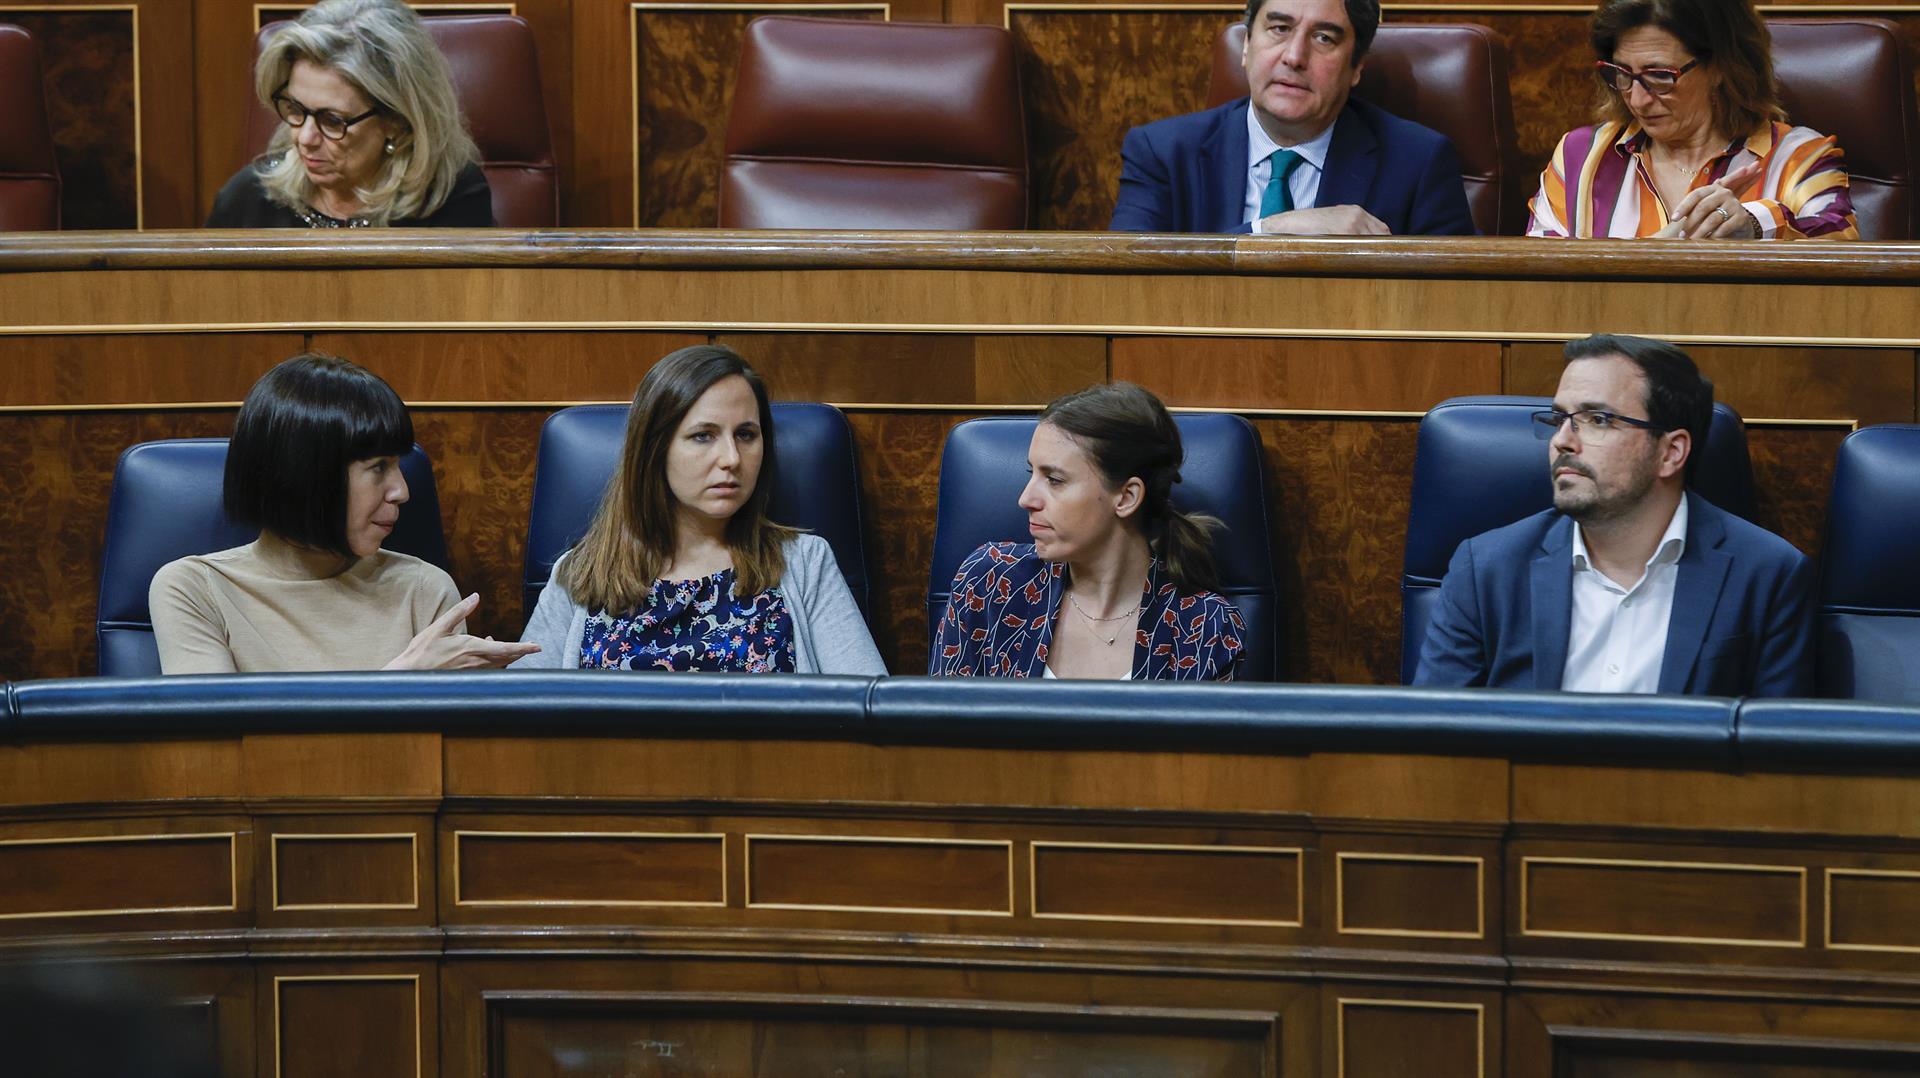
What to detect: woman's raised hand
<box><xmin>384</xmin><ymin>593</ymin><xmax>541</xmax><ymax>670</ymax></box>
<box><xmin>1657</xmin><ymin>160</ymin><xmax>1766</xmax><ymax>239</ymax></box>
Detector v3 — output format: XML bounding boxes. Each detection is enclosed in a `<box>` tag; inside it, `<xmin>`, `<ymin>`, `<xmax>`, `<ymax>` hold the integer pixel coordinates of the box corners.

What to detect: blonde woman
<box><xmin>207</xmin><ymin>0</ymin><xmax>490</xmax><ymax>227</ymax></box>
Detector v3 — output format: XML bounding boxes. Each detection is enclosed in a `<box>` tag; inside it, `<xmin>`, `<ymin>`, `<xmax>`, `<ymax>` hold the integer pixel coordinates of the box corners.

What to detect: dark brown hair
<box><xmin>1243</xmin><ymin>0</ymin><xmax>1381</xmax><ymax>64</ymax></box>
<box><xmin>559</xmin><ymin>345</ymin><xmax>797</xmax><ymax>612</ymax></box>
<box><xmin>1589</xmin><ymin>0</ymin><xmax>1782</xmax><ymax>136</ymax></box>
<box><xmin>1040</xmin><ymin>382</ymin><xmax>1223</xmax><ymax>593</ymax></box>
<box><xmin>1564</xmin><ymin>333</ymin><xmax>1715</xmax><ymax>484</ymax></box>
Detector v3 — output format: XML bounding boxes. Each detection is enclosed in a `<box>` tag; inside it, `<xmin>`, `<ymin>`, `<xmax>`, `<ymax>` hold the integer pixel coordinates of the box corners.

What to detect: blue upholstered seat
<box><xmin>1818</xmin><ymin>424</ymin><xmax>1920</xmax><ymax>702</ymax></box>
<box><xmin>96</xmin><ymin>439</ymin><xmax>449</xmax><ymax>676</ymax></box>
<box><xmin>522</xmin><ymin>402</ymin><xmax>871</xmax><ymax>619</ymax></box>
<box><xmin>1401</xmin><ymin>395</ymin><xmax>1757</xmax><ymax>685</ymax></box>
<box><xmin>925</xmin><ymin>414</ymin><xmax>1278</xmax><ymax>680</ymax></box>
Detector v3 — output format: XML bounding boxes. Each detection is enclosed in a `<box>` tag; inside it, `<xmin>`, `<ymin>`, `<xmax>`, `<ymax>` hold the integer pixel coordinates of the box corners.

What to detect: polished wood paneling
<box><xmin>1121</xmin><ymin>336</ymin><xmax>1499</xmax><ymax>412</ymax></box>
<box><xmin>1520</xmin><ymin>855</ymin><xmax>1805</xmax><ymax>946</ymax></box>
<box><xmin>0</xmin><ymin>832</ymin><xmax>234</xmax><ymax>921</ymax></box>
<box><xmin>244</xmin><ymin>732</ymin><xmax>442</xmax><ymax>798</ymax></box>
<box><xmin>0</xmin><ymin>739</ymin><xmax>242</xmax><ymax>806</ymax></box>
<box><xmin>746</xmin><ymin>835</ymin><xmax>1013</xmax><ymax>914</ymax></box>
<box><xmin>1337</xmin><ymin>853</ymin><xmax>1482</xmax><ymax>939</ymax></box>
<box><xmin>454</xmin><ymin>831</ymin><xmax>725</xmax><ymax>906</ymax></box>
<box><xmin>271</xmin><ymin>974</ymin><xmax>422</xmax><ymax>1078</ymax></box>
<box><xmin>272</xmin><ymin>833</ymin><xmax>419</xmax><ymax>911</ymax></box>
<box><xmin>717</xmin><ymin>333</ymin><xmax>1106</xmax><ymax>405</ymax></box>
<box><xmin>1826</xmin><ymin>869</ymin><xmax>1920</xmax><ymax>952</ymax></box>
<box><xmin>1031</xmin><ymin>842</ymin><xmax>1302</xmax><ymax>925</ymax></box>
<box><xmin>1337</xmin><ymin>997</ymin><xmax>1483</xmax><ymax>1078</ymax></box>
<box><xmin>846</xmin><ymin>410</ymin><xmax>973</xmax><ymax>674</ymax></box>
<box><xmin>3</xmin><ymin>8</ymin><xmax>139</xmax><ymax>229</ymax></box>
<box><xmin>309</xmin><ymin>331</ymin><xmax>709</xmax><ymax>403</ymax></box>
<box><xmin>0</xmin><ymin>332</ymin><xmax>302</xmax><ymax>406</ymax></box>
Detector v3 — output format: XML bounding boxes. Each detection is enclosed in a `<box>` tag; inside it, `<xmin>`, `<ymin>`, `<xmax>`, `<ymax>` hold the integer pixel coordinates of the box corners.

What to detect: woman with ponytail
<box><xmin>931</xmin><ymin>383</ymin><xmax>1245</xmax><ymax>681</ymax></box>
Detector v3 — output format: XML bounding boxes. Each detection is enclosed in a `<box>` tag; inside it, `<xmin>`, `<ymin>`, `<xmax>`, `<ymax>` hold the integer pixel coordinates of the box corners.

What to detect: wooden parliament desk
<box><xmin>1</xmin><ymin>676</ymin><xmax>1918</xmax><ymax>1077</ymax></box>
<box><xmin>0</xmin><ymin>231</ymin><xmax>1912</xmax><ymax>682</ymax></box>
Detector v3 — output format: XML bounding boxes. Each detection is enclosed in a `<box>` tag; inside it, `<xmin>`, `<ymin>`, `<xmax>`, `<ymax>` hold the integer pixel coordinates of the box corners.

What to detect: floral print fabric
<box><xmin>580</xmin><ymin>569</ymin><xmax>796</xmax><ymax>673</ymax></box>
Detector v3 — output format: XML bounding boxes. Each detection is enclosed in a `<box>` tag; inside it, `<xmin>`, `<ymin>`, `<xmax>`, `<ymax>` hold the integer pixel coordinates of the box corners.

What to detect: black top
<box><xmin>205</xmin><ymin>159</ymin><xmax>495</xmax><ymax>228</ymax></box>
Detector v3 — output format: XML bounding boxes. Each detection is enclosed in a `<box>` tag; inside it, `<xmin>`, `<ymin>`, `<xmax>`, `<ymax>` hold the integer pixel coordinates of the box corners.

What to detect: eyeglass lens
<box><xmin>276</xmin><ymin>98</ymin><xmax>350</xmax><ymax>140</ymax></box>
<box><xmin>1532</xmin><ymin>411</ymin><xmax>1620</xmax><ymax>442</ymax></box>
<box><xmin>1601</xmin><ymin>65</ymin><xmax>1681</xmax><ymax>95</ymax></box>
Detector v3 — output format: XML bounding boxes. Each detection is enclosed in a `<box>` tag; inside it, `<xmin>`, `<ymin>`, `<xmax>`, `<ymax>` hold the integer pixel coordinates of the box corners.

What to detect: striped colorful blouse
<box><xmin>1526</xmin><ymin>121</ymin><xmax>1857</xmax><ymax>240</ymax></box>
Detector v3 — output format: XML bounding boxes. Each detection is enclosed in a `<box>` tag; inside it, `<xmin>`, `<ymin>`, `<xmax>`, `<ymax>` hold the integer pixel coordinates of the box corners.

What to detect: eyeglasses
<box><xmin>1595</xmin><ymin>58</ymin><xmax>1700</xmax><ymax>97</ymax></box>
<box><xmin>273</xmin><ymin>93</ymin><xmax>380</xmax><ymax>141</ymax></box>
<box><xmin>1531</xmin><ymin>409</ymin><xmax>1667</xmax><ymax>443</ymax></box>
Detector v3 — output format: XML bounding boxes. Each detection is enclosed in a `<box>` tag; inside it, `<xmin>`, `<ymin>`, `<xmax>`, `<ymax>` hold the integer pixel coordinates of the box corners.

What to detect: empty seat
<box><xmin>522</xmin><ymin>402</ymin><xmax>871</xmax><ymax>620</ymax></box>
<box><xmin>1401</xmin><ymin>396</ymin><xmax>1757</xmax><ymax>684</ymax></box>
<box><xmin>246</xmin><ymin>14</ymin><xmax>558</xmax><ymax>226</ymax></box>
<box><xmin>926</xmin><ymin>413</ymin><xmax>1278</xmax><ymax>680</ymax></box>
<box><xmin>97</xmin><ymin>439</ymin><xmax>450</xmax><ymax>676</ymax></box>
<box><xmin>0</xmin><ymin>24</ymin><xmax>60</xmax><ymax>231</ymax></box>
<box><xmin>1209</xmin><ymin>22</ymin><xmax>1521</xmax><ymax>235</ymax></box>
<box><xmin>1768</xmin><ymin>18</ymin><xmax>1919</xmax><ymax>240</ymax></box>
<box><xmin>1817</xmin><ymin>424</ymin><xmax>1920</xmax><ymax>702</ymax></box>
<box><xmin>720</xmin><ymin>16</ymin><xmax>1027</xmax><ymax>229</ymax></box>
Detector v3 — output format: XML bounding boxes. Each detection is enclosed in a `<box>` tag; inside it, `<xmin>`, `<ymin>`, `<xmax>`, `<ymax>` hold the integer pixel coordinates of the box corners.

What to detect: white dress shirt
<box><xmin>1244</xmin><ymin>104</ymin><xmax>1334</xmax><ymax>233</ymax></box>
<box><xmin>1561</xmin><ymin>497</ymin><xmax>1689</xmax><ymax>694</ymax></box>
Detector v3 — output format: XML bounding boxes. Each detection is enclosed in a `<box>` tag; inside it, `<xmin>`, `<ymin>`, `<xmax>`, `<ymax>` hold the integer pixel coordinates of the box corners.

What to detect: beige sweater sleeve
<box><xmin>149</xmin><ymin>558</ymin><xmax>238</xmax><ymax>675</ymax></box>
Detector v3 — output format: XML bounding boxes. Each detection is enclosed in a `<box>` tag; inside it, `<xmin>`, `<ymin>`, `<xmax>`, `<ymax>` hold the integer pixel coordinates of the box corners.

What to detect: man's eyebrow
<box><xmin>1308</xmin><ymin>19</ymin><xmax>1346</xmax><ymax>34</ymax></box>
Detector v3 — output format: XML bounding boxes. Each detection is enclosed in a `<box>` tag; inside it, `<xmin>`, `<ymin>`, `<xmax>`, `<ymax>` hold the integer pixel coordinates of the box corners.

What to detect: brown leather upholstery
<box><xmin>245</xmin><ymin>14</ymin><xmax>557</xmax><ymax>226</ymax></box>
<box><xmin>1209</xmin><ymin>22</ymin><xmax>1520</xmax><ymax>235</ymax></box>
<box><xmin>721</xmin><ymin>16</ymin><xmax>1027</xmax><ymax>230</ymax></box>
<box><xmin>1768</xmin><ymin>19</ymin><xmax>1918</xmax><ymax>240</ymax></box>
<box><xmin>0</xmin><ymin>24</ymin><xmax>60</xmax><ymax>231</ymax></box>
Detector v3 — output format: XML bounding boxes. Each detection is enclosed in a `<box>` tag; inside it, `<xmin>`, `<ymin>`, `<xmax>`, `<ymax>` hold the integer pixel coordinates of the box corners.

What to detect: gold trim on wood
<box><xmin>627</xmin><ymin>1</ymin><xmax>891</xmax><ymax>228</ymax></box>
<box><xmin>269</xmin><ymin>832</ymin><xmax>421</xmax><ymax>912</ymax></box>
<box><xmin>1027</xmin><ymin>840</ymin><xmax>1304</xmax><ymax>927</ymax></box>
<box><xmin>1336</xmin><ymin>998</ymin><xmax>1486</xmax><ymax>1078</ymax></box>
<box><xmin>0</xmin><ymin>4</ymin><xmax>143</xmax><ymax>228</ymax></box>
<box><xmin>1335</xmin><ymin>851</ymin><xmax>1486</xmax><ymax>940</ymax></box>
<box><xmin>1823</xmin><ymin>867</ymin><xmax>1920</xmax><ymax>954</ymax></box>
<box><xmin>272</xmin><ymin>974</ymin><xmax>422</xmax><ymax>1078</ymax></box>
<box><xmin>1520</xmin><ymin>855</ymin><xmax>1808</xmax><ymax>947</ymax></box>
<box><xmin>252</xmin><ymin>2</ymin><xmax>518</xmax><ymax>30</ymax></box>
<box><xmin>0</xmin><ymin>831</ymin><xmax>238</xmax><ymax>921</ymax></box>
<box><xmin>744</xmin><ymin>833</ymin><xmax>1016</xmax><ymax>917</ymax></box>
<box><xmin>451</xmin><ymin>829</ymin><xmax>728</xmax><ymax>908</ymax></box>
<box><xmin>1002</xmin><ymin>0</ymin><xmax>1237</xmax><ymax>29</ymax></box>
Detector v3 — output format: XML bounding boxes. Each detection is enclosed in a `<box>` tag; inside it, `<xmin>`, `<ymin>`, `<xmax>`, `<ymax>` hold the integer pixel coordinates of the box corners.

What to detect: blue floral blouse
<box><xmin>580</xmin><ymin>569</ymin><xmax>796</xmax><ymax>673</ymax></box>
<box><xmin>930</xmin><ymin>542</ymin><xmax>1246</xmax><ymax>680</ymax></box>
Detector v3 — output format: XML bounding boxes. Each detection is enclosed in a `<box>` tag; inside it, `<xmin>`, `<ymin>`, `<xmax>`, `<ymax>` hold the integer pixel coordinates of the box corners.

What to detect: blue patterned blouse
<box><xmin>930</xmin><ymin>542</ymin><xmax>1246</xmax><ymax>680</ymax></box>
<box><xmin>580</xmin><ymin>569</ymin><xmax>796</xmax><ymax>673</ymax></box>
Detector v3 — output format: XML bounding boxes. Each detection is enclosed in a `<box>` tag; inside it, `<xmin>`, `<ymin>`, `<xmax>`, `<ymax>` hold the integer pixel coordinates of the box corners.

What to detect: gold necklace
<box><xmin>1066</xmin><ymin>591</ymin><xmax>1138</xmax><ymax>647</ymax></box>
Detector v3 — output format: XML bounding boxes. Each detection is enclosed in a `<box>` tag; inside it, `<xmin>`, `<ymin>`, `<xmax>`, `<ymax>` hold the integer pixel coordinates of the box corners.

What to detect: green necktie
<box><xmin>1260</xmin><ymin>148</ymin><xmax>1303</xmax><ymax>217</ymax></box>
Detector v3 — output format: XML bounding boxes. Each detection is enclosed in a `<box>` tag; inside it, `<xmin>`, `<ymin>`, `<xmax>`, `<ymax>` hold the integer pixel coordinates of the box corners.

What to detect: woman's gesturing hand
<box><xmin>384</xmin><ymin>593</ymin><xmax>541</xmax><ymax>670</ymax></box>
<box><xmin>1657</xmin><ymin>160</ymin><xmax>1766</xmax><ymax>239</ymax></box>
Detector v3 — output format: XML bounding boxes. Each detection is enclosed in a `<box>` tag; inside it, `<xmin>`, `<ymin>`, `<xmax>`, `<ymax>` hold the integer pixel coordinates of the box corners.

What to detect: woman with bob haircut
<box><xmin>931</xmin><ymin>382</ymin><xmax>1246</xmax><ymax>681</ymax></box>
<box><xmin>1527</xmin><ymin>0</ymin><xmax>1854</xmax><ymax>239</ymax></box>
<box><xmin>206</xmin><ymin>0</ymin><xmax>491</xmax><ymax>228</ymax></box>
<box><xmin>150</xmin><ymin>353</ymin><xmax>537</xmax><ymax>673</ymax></box>
<box><xmin>514</xmin><ymin>345</ymin><xmax>885</xmax><ymax>674</ymax></box>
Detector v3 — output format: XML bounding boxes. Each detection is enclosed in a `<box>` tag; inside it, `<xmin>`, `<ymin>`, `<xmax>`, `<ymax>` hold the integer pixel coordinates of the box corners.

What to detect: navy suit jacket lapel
<box><xmin>1530</xmin><ymin>516</ymin><xmax>1575</xmax><ymax>690</ymax></box>
<box><xmin>1316</xmin><ymin>102</ymin><xmax>1377</xmax><ymax>209</ymax></box>
<box><xmin>1200</xmin><ymin>101</ymin><xmax>1253</xmax><ymax>231</ymax></box>
<box><xmin>1660</xmin><ymin>494</ymin><xmax>1733</xmax><ymax>694</ymax></box>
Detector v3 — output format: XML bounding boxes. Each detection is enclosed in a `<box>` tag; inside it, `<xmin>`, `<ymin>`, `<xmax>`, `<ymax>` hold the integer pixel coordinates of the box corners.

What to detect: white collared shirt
<box><xmin>1561</xmin><ymin>497</ymin><xmax>1689</xmax><ymax>694</ymax></box>
<box><xmin>1244</xmin><ymin>104</ymin><xmax>1334</xmax><ymax>233</ymax></box>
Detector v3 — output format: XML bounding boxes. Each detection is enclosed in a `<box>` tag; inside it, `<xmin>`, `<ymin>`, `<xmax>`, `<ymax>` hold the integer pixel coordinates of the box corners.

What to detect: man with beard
<box><xmin>1414</xmin><ymin>334</ymin><xmax>1814</xmax><ymax>696</ymax></box>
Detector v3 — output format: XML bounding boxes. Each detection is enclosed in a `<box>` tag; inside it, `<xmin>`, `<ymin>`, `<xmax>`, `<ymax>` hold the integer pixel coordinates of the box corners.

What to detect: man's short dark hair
<box><xmin>1563</xmin><ymin>333</ymin><xmax>1714</xmax><ymax>483</ymax></box>
<box><xmin>1243</xmin><ymin>0</ymin><xmax>1381</xmax><ymax>63</ymax></box>
<box><xmin>224</xmin><ymin>352</ymin><xmax>413</xmax><ymax>557</ymax></box>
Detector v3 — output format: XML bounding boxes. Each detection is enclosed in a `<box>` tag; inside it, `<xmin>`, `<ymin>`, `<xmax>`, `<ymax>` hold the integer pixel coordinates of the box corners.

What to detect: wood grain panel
<box><xmin>1504</xmin><ymin>342</ymin><xmax>1919</xmax><ymax>425</ymax></box>
<box><xmin>746</xmin><ymin>836</ymin><xmax>1013</xmax><ymax>914</ymax></box>
<box><xmin>1827</xmin><ymin>869</ymin><xmax>1920</xmax><ymax>953</ymax></box>
<box><xmin>272</xmin><ymin>834</ymin><xmax>418</xmax><ymax>910</ymax></box>
<box><xmin>406</xmin><ymin>409</ymin><xmax>547</xmax><ymax>639</ymax></box>
<box><xmin>2</xmin><ymin>8</ymin><xmax>138</xmax><ymax>229</ymax></box>
<box><xmin>1118</xmin><ymin>336</ymin><xmax>1499</xmax><ymax>412</ymax></box>
<box><xmin>1746</xmin><ymin>424</ymin><xmax>1844</xmax><ymax>563</ymax></box>
<box><xmin>0</xmin><ymin>833</ymin><xmax>234</xmax><ymax>920</ymax></box>
<box><xmin>1031</xmin><ymin>842</ymin><xmax>1301</xmax><ymax>925</ymax></box>
<box><xmin>0</xmin><ymin>739</ymin><xmax>243</xmax><ymax>807</ymax></box>
<box><xmin>193</xmin><ymin>0</ymin><xmax>262</xmax><ymax>222</ymax></box>
<box><xmin>1011</xmin><ymin>8</ymin><xmax>1226</xmax><ymax>231</ymax></box>
<box><xmin>1338</xmin><ymin>853</ymin><xmax>1482</xmax><ymax>938</ymax></box>
<box><xmin>455</xmin><ymin>832</ymin><xmax>725</xmax><ymax>906</ymax></box>
<box><xmin>308</xmin><ymin>331</ymin><xmax>708</xmax><ymax>403</ymax></box>
<box><xmin>1522</xmin><ymin>856</ymin><xmax>1805</xmax><ymax>946</ymax></box>
<box><xmin>274</xmin><ymin>976</ymin><xmax>419</xmax><ymax>1078</ymax></box>
<box><xmin>1338</xmin><ymin>998</ymin><xmax>1483</xmax><ymax>1078</ymax></box>
<box><xmin>716</xmin><ymin>333</ymin><xmax>1106</xmax><ymax>405</ymax></box>
<box><xmin>243</xmin><ymin>733</ymin><xmax>442</xmax><ymax>798</ymax></box>
<box><xmin>0</xmin><ymin>333</ymin><xmax>302</xmax><ymax>407</ymax></box>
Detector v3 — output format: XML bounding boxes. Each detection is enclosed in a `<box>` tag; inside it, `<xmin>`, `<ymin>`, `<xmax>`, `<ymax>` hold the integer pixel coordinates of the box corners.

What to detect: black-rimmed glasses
<box><xmin>1531</xmin><ymin>409</ymin><xmax>1667</xmax><ymax>443</ymax></box>
<box><xmin>1595</xmin><ymin>58</ymin><xmax>1699</xmax><ymax>97</ymax></box>
<box><xmin>273</xmin><ymin>93</ymin><xmax>380</xmax><ymax>141</ymax></box>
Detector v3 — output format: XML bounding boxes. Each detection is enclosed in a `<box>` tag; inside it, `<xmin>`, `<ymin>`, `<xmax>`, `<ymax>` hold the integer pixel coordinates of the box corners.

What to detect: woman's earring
<box><xmin>383</xmin><ymin>137</ymin><xmax>396</xmax><ymax>155</ymax></box>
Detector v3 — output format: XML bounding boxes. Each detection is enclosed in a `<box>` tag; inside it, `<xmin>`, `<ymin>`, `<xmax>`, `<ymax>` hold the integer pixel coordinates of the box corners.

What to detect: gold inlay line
<box><xmin>1029</xmin><ymin>840</ymin><xmax>1305</xmax><ymax>928</ymax></box>
<box><xmin>273</xmin><ymin>974</ymin><xmax>422</xmax><ymax>1078</ymax></box>
<box><xmin>1336</xmin><ymin>851</ymin><xmax>1486</xmax><ymax>940</ymax></box>
<box><xmin>1337</xmin><ymin>998</ymin><xmax>1486</xmax><ymax>1078</ymax></box>
<box><xmin>270</xmin><ymin>832</ymin><xmax>420</xmax><ymax>912</ymax></box>
<box><xmin>1824</xmin><ymin>867</ymin><xmax>1920</xmax><ymax>954</ymax></box>
<box><xmin>0</xmin><ymin>831</ymin><xmax>238</xmax><ymax>921</ymax></box>
<box><xmin>744</xmin><ymin>833</ymin><xmax>1015</xmax><ymax>917</ymax></box>
<box><xmin>1520</xmin><ymin>855</ymin><xmax>1808</xmax><ymax>947</ymax></box>
<box><xmin>451</xmin><ymin>829</ymin><xmax>728</xmax><ymax>908</ymax></box>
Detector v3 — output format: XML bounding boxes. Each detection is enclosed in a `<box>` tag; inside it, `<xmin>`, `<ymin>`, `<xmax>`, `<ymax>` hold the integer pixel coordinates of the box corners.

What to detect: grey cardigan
<box><xmin>511</xmin><ymin>533</ymin><xmax>887</xmax><ymax>674</ymax></box>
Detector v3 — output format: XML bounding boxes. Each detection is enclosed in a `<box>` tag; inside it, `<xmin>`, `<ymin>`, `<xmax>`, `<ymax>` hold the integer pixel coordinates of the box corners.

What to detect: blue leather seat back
<box><xmin>925</xmin><ymin>413</ymin><xmax>1277</xmax><ymax>680</ymax></box>
<box><xmin>522</xmin><ymin>402</ymin><xmax>870</xmax><ymax>619</ymax></box>
<box><xmin>1400</xmin><ymin>395</ymin><xmax>1756</xmax><ymax>684</ymax></box>
<box><xmin>1818</xmin><ymin>424</ymin><xmax>1920</xmax><ymax>702</ymax></box>
<box><xmin>96</xmin><ymin>439</ymin><xmax>450</xmax><ymax>676</ymax></box>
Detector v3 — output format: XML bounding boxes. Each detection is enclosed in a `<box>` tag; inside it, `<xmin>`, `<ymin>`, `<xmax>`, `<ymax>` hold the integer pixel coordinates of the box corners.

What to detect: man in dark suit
<box><xmin>1414</xmin><ymin>335</ymin><xmax>1814</xmax><ymax>697</ymax></box>
<box><xmin>1110</xmin><ymin>0</ymin><xmax>1473</xmax><ymax>236</ymax></box>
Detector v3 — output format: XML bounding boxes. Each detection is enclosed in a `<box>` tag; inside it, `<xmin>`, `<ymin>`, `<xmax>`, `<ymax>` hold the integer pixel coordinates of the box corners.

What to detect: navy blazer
<box><xmin>1413</xmin><ymin>492</ymin><xmax>1816</xmax><ymax>697</ymax></box>
<box><xmin>1110</xmin><ymin>96</ymin><xmax>1474</xmax><ymax>236</ymax></box>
